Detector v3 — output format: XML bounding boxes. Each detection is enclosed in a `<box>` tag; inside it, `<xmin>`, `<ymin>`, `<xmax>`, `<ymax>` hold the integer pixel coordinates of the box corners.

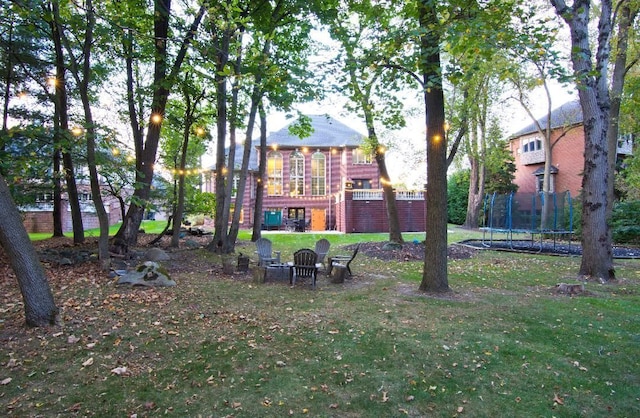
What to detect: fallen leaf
<box><xmin>111</xmin><ymin>366</ymin><xmax>129</xmax><ymax>376</ymax></box>
<box><xmin>82</xmin><ymin>357</ymin><xmax>94</xmax><ymax>367</ymax></box>
<box><xmin>457</xmin><ymin>406</ymin><xmax>464</xmax><ymax>413</ymax></box>
<box><xmin>1</xmin><ymin>377</ymin><xmax>12</xmax><ymax>385</ymax></box>
<box><xmin>67</xmin><ymin>335</ymin><xmax>81</xmax><ymax>344</ymax></box>
<box><xmin>553</xmin><ymin>393</ymin><xmax>564</xmax><ymax>405</ymax></box>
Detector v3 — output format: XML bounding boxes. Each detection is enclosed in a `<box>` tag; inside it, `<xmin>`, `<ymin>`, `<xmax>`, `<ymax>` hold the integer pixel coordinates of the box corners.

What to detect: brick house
<box><xmin>21</xmin><ymin>179</ymin><xmax>124</xmax><ymax>233</ymax></box>
<box><xmin>508</xmin><ymin>100</ymin><xmax>633</xmax><ymax>197</ymax></box>
<box><xmin>203</xmin><ymin>114</ymin><xmax>426</xmax><ymax>233</ymax></box>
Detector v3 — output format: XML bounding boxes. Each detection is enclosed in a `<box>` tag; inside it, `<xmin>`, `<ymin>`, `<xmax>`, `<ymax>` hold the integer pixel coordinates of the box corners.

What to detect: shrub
<box><xmin>611</xmin><ymin>200</ymin><xmax>640</xmax><ymax>245</ymax></box>
<box><xmin>447</xmin><ymin>170</ymin><xmax>469</xmax><ymax>225</ymax></box>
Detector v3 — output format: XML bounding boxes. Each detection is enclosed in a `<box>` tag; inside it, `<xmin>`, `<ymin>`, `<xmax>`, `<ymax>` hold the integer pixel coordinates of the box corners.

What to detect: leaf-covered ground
<box><xmin>1</xmin><ymin>235</ymin><xmax>639</xmax><ymax>417</ymax></box>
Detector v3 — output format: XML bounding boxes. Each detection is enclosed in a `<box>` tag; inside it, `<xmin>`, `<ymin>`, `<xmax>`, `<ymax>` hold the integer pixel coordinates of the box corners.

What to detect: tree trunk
<box><xmin>60</xmin><ymin>0</ymin><xmax>110</xmax><ymax>269</ymax></box>
<box><xmin>464</xmin><ymin>155</ymin><xmax>485</xmax><ymax>228</ymax></box>
<box><xmin>377</xmin><ymin>154</ymin><xmax>404</xmax><ymax>244</ymax></box>
<box><xmin>114</xmin><ymin>2</ymin><xmax>205</xmax><ymax>252</ymax></box>
<box><xmin>418</xmin><ymin>0</ymin><xmax>449</xmax><ymax>293</ymax></box>
<box><xmin>606</xmin><ymin>5</ymin><xmax>637</xmax><ymax>216</ymax></box>
<box><xmin>251</xmin><ymin>102</ymin><xmax>267</xmax><ymax>242</ymax></box>
<box><xmin>552</xmin><ymin>0</ymin><xmax>615</xmax><ymax>282</ymax></box>
<box><xmin>49</xmin><ymin>1</ymin><xmax>84</xmax><ymax>243</ymax></box>
<box><xmin>0</xmin><ymin>174</ymin><xmax>59</xmax><ymax>327</ymax></box>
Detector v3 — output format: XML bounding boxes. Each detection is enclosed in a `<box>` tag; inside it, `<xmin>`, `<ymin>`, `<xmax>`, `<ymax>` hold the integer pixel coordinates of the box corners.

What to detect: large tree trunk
<box><xmin>0</xmin><ymin>174</ymin><xmax>59</xmax><ymax>327</ymax></box>
<box><xmin>251</xmin><ymin>102</ymin><xmax>267</xmax><ymax>242</ymax></box>
<box><xmin>552</xmin><ymin>0</ymin><xmax>615</xmax><ymax>282</ymax></box>
<box><xmin>419</xmin><ymin>0</ymin><xmax>449</xmax><ymax>293</ymax></box>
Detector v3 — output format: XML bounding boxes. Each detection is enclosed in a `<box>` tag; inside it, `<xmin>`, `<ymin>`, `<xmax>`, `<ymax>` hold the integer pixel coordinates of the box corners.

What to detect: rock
<box><xmin>382</xmin><ymin>242</ymin><xmax>403</xmax><ymax>251</ymax></box>
<box><xmin>116</xmin><ymin>261</ymin><xmax>176</xmax><ymax>287</ymax></box>
<box><xmin>144</xmin><ymin>247</ymin><xmax>170</xmax><ymax>262</ymax></box>
<box><xmin>554</xmin><ymin>282</ymin><xmax>585</xmax><ymax>295</ymax></box>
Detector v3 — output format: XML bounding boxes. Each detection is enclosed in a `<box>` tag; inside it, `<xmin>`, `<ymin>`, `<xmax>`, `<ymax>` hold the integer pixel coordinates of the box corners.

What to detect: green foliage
<box><xmin>611</xmin><ymin>200</ymin><xmax>640</xmax><ymax>245</ymax></box>
<box><xmin>187</xmin><ymin>191</ymin><xmax>216</xmax><ymax>217</ymax></box>
<box><xmin>447</xmin><ymin>169</ymin><xmax>469</xmax><ymax>225</ymax></box>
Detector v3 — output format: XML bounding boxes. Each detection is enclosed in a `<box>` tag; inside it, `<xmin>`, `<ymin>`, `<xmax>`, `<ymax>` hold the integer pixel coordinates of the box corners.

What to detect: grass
<box><xmin>2</xmin><ymin>227</ymin><xmax>639</xmax><ymax>417</ymax></box>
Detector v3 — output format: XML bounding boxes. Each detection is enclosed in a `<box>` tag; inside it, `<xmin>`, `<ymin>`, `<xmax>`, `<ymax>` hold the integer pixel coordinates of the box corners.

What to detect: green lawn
<box><xmin>3</xmin><ymin>226</ymin><xmax>638</xmax><ymax>417</ymax></box>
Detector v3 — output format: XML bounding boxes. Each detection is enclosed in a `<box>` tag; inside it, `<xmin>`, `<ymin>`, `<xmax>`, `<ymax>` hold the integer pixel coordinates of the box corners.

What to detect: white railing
<box><xmin>396</xmin><ymin>190</ymin><xmax>424</xmax><ymax>200</ymax></box>
<box><xmin>352</xmin><ymin>190</ymin><xmax>383</xmax><ymax>200</ymax></box>
<box><xmin>350</xmin><ymin>189</ymin><xmax>424</xmax><ymax>201</ymax></box>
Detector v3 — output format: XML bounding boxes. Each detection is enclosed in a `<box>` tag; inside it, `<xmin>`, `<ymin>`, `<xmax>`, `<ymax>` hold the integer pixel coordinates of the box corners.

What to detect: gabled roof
<box><xmin>510</xmin><ymin>100</ymin><xmax>582</xmax><ymax>139</ymax></box>
<box><xmin>210</xmin><ymin>114</ymin><xmax>365</xmax><ymax>171</ymax></box>
<box><xmin>267</xmin><ymin>114</ymin><xmax>365</xmax><ymax>147</ymax></box>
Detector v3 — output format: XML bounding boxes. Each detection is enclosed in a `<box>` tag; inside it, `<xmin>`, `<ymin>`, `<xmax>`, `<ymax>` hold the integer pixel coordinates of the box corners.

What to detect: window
<box><xmin>522</xmin><ymin>137</ymin><xmax>542</xmax><ymax>153</ymax></box>
<box><xmin>353</xmin><ymin>148</ymin><xmax>373</xmax><ymax>164</ymax></box>
<box><xmin>231</xmin><ymin>175</ymin><xmax>240</xmax><ymax>198</ymax></box>
<box><xmin>267</xmin><ymin>151</ymin><xmax>283</xmax><ymax>196</ymax></box>
<box><xmin>289</xmin><ymin>151</ymin><xmax>305</xmax><ymax>196</ymax></box>
<box><xmin>79</xmin><ymin>192</ymin><xmax>92</xmax><ymax>202</ymax></box>
<box><xmin>311</xmin><ymin>151</ymin><xmax>326</xmax><ymax>196</ymax></box>
<box><xmin>36</xmin><ymin>192</ymin><xmax>53</xmax><ymax>202</ymax></box>
<box><xmin>352</xmin><ymin>179</ymin><xmax>372</xmax><ymax>189</ymax></box>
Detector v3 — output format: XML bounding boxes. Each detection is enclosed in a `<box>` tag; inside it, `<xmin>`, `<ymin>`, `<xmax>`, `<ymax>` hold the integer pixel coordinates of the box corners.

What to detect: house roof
<box><xmin>509</xmin><ymin>100</ymin><xmax>583</xmax><ymax>139</ymax></box>
<box><xmin>267</xmin><ymin>114</ymin><xmax>365</xmax><ymax>148</ymax></box>
<box><xmin>210</xmin><ymin>114</ymin><xmax>366</xmax><ymax>171</ymax></box>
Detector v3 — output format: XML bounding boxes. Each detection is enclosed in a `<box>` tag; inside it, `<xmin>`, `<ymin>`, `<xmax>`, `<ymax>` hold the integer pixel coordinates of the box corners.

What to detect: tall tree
<box><xmin>606</xmin><ymin>3</ymin><xmax>639</xmax><ymax>215</ymax></box>
<box><xmin>326</xmin><ymin>0</ymin><xmax>411</xmax><ymax>244</ymax></box>
<box><xmin>0</xmin><ymin>173</ymin><xmax>59</xmax><ymax>327</ymax></box>
<box><xmin>112</xmin><ymin>0</ymin><xmax>205</xmax><ymax>254</ymax></box>
<box><xmin>418</xmin><ymin>0</ymin><xmax>449</xmax><ymax>293</ymax></box>
<box><xmin>550</xmin><ymin>0</ymin><xmax>615</xmax><ymax>282</ymax></box>
<box><xmin>45</xmin><ymin>0</ymin><xmax>85</xmax><ymax>243</ymax></box>
<box><xmin>54</xmin><ymin>0</ymin><xmax>113</xmax><ymax>269</ymax></box>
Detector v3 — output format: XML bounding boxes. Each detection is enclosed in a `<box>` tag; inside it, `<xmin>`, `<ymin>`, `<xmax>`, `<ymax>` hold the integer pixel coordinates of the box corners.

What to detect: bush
<box><xmin>447</xmin><ymin>170</ymin><xmax>469</xmax><ymax>225</ymax></box>
<box><xmin>611</xmin><ymin>200</ymin><xmax>640</xmax><ymax>245</ymax></box>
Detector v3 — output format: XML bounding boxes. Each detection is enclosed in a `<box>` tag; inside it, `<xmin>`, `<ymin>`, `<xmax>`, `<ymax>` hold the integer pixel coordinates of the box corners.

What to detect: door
<box><xmin>311</xmin><ymin>208</ymin><xmax>326</xmax><ymax>231</ymax></box>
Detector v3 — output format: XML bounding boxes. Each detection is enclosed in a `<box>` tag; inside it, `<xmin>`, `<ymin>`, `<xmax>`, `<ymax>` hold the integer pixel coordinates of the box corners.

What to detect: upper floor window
<box><xmin>36</xmin><ymin>192</ymin><xmax>53</xmax><ymax>203</ymax></box>
<box><xmin>311</xmin><ymin>151</ymin><xmax>326</xmax><ymax>196</ymax></box>
<box><xmin>353</xmin><ymin>148</ymin><xmax>373</xmax><ymax>164</ymax></box>
<box><xmin>289</xmin><ymin>151</ymin><xmax>305</xmax><ymax>196</ymax></box>
<box><xmin>79</xmin><ymin>192</ymin><xmax>92</xmax><ymax>202</ymax></box>
<box><xmin>353</xmin><ymin>179</ymin><xmax>372</xmax><ymax>189</ymax></box>
<box><xmin>267</xmin><ymin>151</ymin><xmax>283</xmax><ymax>196</ymax></box>
<box><xmin>231</xmin><ymin>175</ymin><xmax>240</xmax><ymax>198</ymax></box>
<box><xmin>522</xmin><ymin>137</ymin><xmax>542</xmax><ymax>153</ymax></box>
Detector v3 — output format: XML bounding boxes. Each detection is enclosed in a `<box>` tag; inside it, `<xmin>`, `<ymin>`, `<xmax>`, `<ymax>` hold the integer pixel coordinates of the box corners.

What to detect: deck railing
<box><xmin>350</xmin><ymin>189</ymin><xmax>424</xmax><ymax>201</ymax></box>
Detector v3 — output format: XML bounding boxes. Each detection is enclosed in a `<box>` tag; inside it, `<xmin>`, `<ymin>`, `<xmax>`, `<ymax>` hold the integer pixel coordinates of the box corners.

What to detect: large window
<box><xmin>311</xmin><ymin>151</ymin><xmax>326</xmax><ymax>196</ymax></box>
<box><xmin>352</xmin><ymin>148</ymin><xmax>373</xmax><ymax>164</ymax></box>
<box><xmin>289</xmin><ymin>151</ymin><xmax>305</xmax><ymax>196</ymax></box>
<box><xmin>522</xmin><ymin>137</ymin><xmax>542</xmax><ymax>153</ymax></box>
<box><xmin>267</xmin><ymin>151</ymin><xmax>283</xmax><ymax>196</ymax></box>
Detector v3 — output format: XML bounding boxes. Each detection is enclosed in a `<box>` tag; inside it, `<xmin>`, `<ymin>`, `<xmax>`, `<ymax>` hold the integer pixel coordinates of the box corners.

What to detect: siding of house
<box><xmin>509</xmin><ymin>126</ymin><xmax>585</xmax><ymax>197</ymax></box>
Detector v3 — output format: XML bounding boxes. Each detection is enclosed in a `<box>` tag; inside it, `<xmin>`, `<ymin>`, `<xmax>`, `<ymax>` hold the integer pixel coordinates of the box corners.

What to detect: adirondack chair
<box><xmin>289</xmin><ymin>249</ymin><xmax>319</xmax><ymax>288</ymax></box>
<box><xmin>314</xmin><ymin>238</ymin><xmax>331</xmax><ymax>270</ymax></box>
<box><xmin>327</xmin><ymin>244</ymin><xmax>360</xmax><ymax>277</ymax></box>
<box><xmin>255</xmin><ymin>237</ymin><xmax>281</xmax><ymax>266</ymax></box>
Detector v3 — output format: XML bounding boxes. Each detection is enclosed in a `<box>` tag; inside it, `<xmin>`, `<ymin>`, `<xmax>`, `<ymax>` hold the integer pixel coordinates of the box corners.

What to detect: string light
<box><xmin>151</xmin><ymin>113</ymin><xmax>163</xmax><ymax>124</ymax></box>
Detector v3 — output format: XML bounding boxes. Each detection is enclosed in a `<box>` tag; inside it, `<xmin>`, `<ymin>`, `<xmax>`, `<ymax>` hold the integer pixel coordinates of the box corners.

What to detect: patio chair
<box><xmin>255</xmin><ymin>237</ymin><xmax>281</xmax><ymax>266</ymax></box>
<box><xmin>290</xmin><ymin>248</ymin><xmax>319</xmax><ymax>288</ymax></box>
<box><xmin>314</xmin><ymin>238</ymin><xmax>331</xmax><ymax>270</ymax></box>
<box><xmin>327</xmin><ymin>244</ymin><xmax>360</xmax><ymax>277</ymax></box>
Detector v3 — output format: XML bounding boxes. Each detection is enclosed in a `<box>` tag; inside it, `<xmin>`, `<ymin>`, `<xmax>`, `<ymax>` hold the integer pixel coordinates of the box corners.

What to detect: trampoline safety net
<box><xmin>482</xmin><ymin>191</ymin><xmax>574</xmax><ymax>233</ymax></box>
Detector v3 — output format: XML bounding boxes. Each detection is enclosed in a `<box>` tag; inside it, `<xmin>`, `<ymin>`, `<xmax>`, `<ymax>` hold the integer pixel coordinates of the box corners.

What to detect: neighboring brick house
<box><xmin>203</xmin><ymin>114</ymin><xmax>426</xmax><ymax>232</ymax></box>
<box><xmin>508</xmin><ymin>100</ymin><xmax>633</xmax><ymax>197</ymax></box>
<box><xmin>21</xmin><ymin>181</ymin><xmax>124</xmax><ymax>233</ymax></box>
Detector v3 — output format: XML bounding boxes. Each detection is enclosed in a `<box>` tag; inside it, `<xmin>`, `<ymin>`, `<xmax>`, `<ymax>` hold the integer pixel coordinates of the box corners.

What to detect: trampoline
<box><xmin>481</xmin><ymin>191</ymin><xmax>574</xmax><ymax>251</ymax></box>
